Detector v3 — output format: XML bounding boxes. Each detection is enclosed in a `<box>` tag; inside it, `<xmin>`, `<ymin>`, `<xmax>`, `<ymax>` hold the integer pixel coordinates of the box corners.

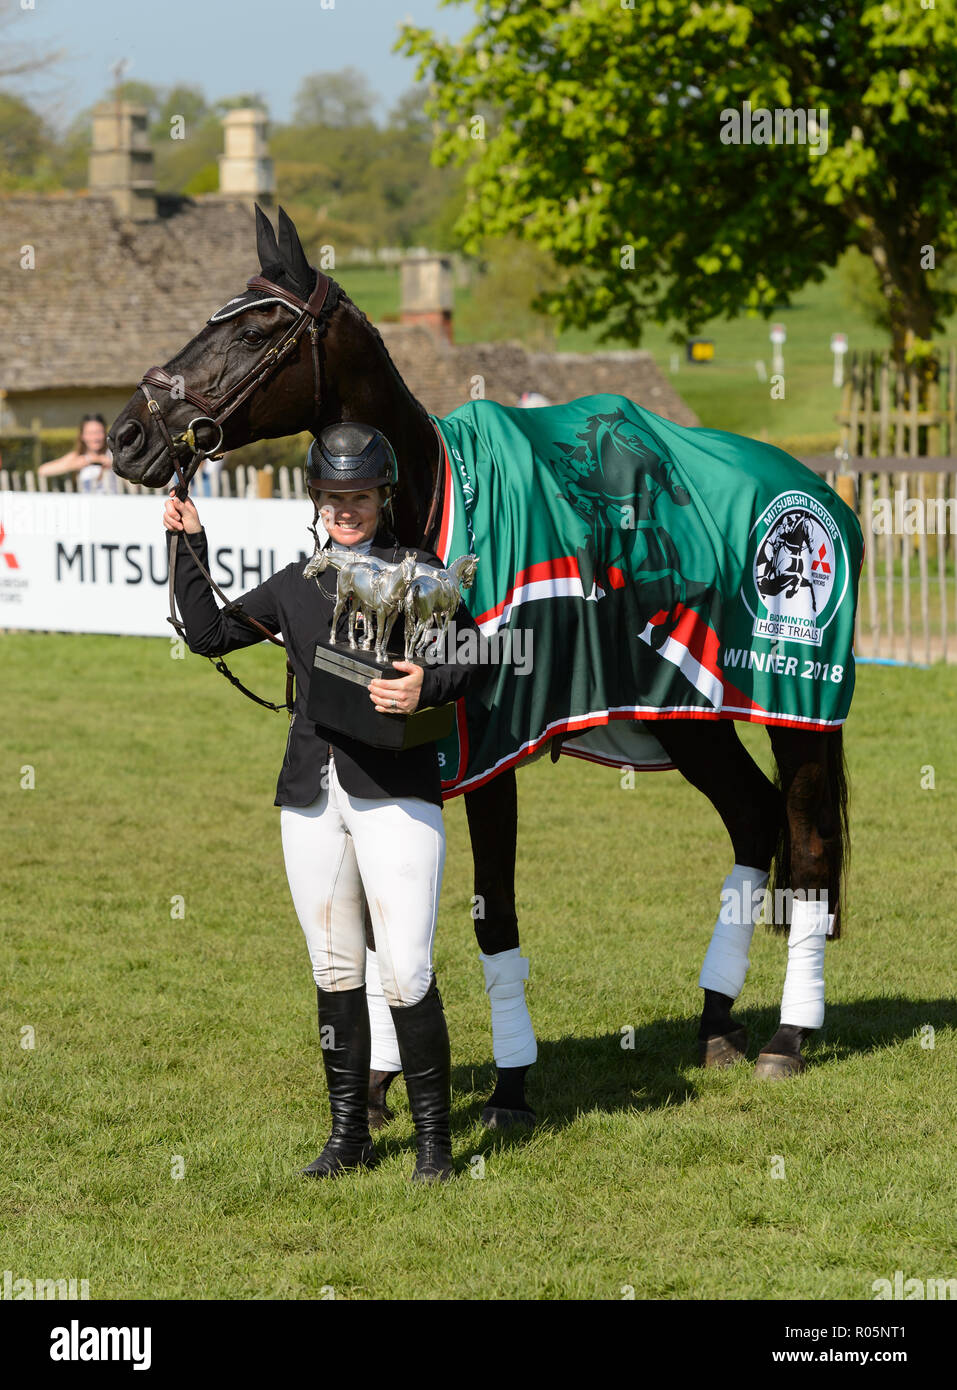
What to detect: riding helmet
<box><xmin>305</xmin><ymin>422</ymin><xmax>397</xmax><ymax>493</ymax></box>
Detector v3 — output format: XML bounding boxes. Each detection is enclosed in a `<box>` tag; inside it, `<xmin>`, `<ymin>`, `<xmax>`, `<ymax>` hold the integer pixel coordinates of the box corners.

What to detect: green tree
<box><xmin>154</xmin><ymin>84</ymin><xmax>210</xmax><ymax>142</ymax></box>
<box><xmin>0</xmin><ymin>91</ymin><xmax>53</xmax><ymax>186</ymax></box>
<box><xmin>398</xmin><ymin>0</ymin><xmax>957</xmax><ymax>357</ymax></box>
<box><xmin>293</xmin><ymin>68</ymin><xmax>377</xmax><ymax>129</ymax></box>
<box><xmin>113</xmin><ymin>79</ymin><xmax>162</xmax><ymax>122</ymax></box>
<box><xmin>457</xmin><ymin>234</ymin><xmax>558</xmax><ymax>348</ymax></box>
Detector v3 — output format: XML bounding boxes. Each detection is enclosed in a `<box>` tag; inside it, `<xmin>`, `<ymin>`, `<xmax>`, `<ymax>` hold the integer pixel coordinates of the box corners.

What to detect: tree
<box><xmin>457</xmin><ymin>234</ymin><xmax>558</xmax><ymax>348</ymax></box>
<box><xmin>0</xmin><ymin>92</ymin><xmax>53</xmax><ymax>184</ymax></box>
<box><xmin>293</xmin><ymin>68</ymin><xmax>377</xmax><ymax>130</ymax></box>
<box><xmin>0</xmin><ymin>0</ymin><xmax>63</xmax><ymax>81</ymax></box>
<box><xmin>154</xmin><ymin>84</ymin><xmax>210</xmax><ymax>141</ymax></box>
<box><xmin>398</xmin><ymin>0</ymin><xmax>957</xmax><ymax>357</ymax></box>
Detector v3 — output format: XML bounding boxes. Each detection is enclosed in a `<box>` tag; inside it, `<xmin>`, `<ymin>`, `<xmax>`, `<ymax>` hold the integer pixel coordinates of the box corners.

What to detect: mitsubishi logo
<box><xmin>811</xmin><ymin>542</ymin><xmax>830</xmax><ymax>574</ymax></box>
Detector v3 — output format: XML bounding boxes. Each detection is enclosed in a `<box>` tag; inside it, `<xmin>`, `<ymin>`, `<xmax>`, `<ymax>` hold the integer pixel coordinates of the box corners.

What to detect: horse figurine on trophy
<box><xmin>303</xmin><ymin>548</ymin><xmax>418</xmax><ymax>662</ymax></box>
<box><xmin>403</xmin><ymin>554</ymin><xmax>480</xmax><ymax>658</ymax></box>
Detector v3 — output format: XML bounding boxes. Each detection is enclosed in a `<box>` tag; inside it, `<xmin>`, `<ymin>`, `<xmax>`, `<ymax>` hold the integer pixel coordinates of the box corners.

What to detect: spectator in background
<box><xmin>38</xmin><ymin>414</ymin><xmax>120</xmax><ymax>492</ymax></box>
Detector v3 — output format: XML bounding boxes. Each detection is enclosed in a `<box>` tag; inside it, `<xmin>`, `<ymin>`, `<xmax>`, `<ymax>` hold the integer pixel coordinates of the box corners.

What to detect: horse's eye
<box><xmin>240</xmin><ymin>327</ymin><xmax>265</xmax><ymax>346</ymax></box>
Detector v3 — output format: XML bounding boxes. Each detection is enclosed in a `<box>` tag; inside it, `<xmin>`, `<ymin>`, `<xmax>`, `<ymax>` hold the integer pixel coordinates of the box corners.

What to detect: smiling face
<box><xmin>313</xmin><ymin>487</ymin><xmax>384</xmax><ymax>546</ymax></box>
<box><xmin>80</xmin><ymin>419</ymin><xmax>107</xmax><ymax>454</ymax></box>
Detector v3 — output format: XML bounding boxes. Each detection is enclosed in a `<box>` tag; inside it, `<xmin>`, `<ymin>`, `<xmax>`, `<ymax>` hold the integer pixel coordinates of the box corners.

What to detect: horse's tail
<box><xmin>767</xmin><ymin>727</ymin><xmax>849</xmax><ymax>940</ymax></box>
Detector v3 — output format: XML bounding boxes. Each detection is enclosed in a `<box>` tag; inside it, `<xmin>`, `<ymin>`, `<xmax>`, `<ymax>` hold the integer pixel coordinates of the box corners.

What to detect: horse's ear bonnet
<box><xmin>210</xmin><ymin>205</ymin><xmax>319</xmax><ymax>322</ymax></box>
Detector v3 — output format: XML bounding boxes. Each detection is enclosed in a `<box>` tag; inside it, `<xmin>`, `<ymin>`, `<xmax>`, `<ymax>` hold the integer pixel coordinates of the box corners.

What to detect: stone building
<box><xmin>0</xmin><ymin>105</ymin><xmax>696</xmax><ymax>435</ymax></box>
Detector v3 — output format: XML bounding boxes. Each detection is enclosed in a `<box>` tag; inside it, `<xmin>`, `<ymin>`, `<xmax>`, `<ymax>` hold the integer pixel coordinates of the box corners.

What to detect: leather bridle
<box><xmin>142</xmin><ymin>272</ymin><xmax>335</xmax><ymax>715</ymax></box>
<box><xmin>139</xmin><ymin>272</ymin><xmax>333</xmax><ymax>468</ymax></box>
<box><xmin>140</xmin><ymin>270</ymin><xmax>446</xmax><ymax>718</ymax></box>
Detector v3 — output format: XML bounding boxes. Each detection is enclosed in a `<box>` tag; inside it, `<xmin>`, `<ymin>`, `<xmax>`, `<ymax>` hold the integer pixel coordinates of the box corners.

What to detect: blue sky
<box><xmin>8</xmin><ymin>0</ymin><xmax>476</xmax><ymax>129</ymax></box>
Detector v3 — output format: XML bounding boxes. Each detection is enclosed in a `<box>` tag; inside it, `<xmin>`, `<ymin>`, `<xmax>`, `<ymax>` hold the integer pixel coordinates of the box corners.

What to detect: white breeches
<box><xmin>279</xmin><ymin>755</ymin><xmax>446</xmax><ymax>1007</ymax></box>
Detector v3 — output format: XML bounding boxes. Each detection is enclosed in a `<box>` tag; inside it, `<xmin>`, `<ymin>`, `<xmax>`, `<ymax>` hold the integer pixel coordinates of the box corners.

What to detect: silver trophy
<box><xmin>303</xmin><ymin>548</ymin><xmax>479</xmax><ymax>663</ymax></box>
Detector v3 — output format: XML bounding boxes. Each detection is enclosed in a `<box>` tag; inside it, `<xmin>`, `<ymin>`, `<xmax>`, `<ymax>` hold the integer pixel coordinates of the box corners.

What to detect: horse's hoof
<box><xmin>481</xmin><ymin>1105</ymin><xmax>537</xmax><ymax>1131</ymax></box>
<box><xmin>754</xmin><ymin>1051</ymin><xmax>806</xmax><ymax>1081</ymax></box>
<box><xmin>367</xmin><ymin>1103</ymin><xmax>395</xmax><ymax>1133</ymax></box>
<box><xmin>699</xmin><ymin>1026</ymin><xmax>748</xmax><ymax>1068</ymax></box>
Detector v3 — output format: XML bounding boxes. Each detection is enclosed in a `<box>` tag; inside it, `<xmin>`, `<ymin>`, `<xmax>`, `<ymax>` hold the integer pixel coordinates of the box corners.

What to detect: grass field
<box><xmin>2</xmin><ymin>633</ymin><xmax>956</xmax><ymax>1300</ymax></box>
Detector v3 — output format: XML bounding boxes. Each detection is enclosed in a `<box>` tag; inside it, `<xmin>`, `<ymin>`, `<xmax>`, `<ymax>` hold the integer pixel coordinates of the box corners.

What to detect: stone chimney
<box><xmin>88</xmin><ymin>102</ymin><xmax>156</xmax><ymax>221</ymax></box>
<box><xmin>218</xmin><ymin>108</ymin><xmax>275</xmax><ymax>207</ymax></box>
<box><xmin>400</xmin><ymin>254</ymin><xmax>454</xmax><ymax>344</ymax></box>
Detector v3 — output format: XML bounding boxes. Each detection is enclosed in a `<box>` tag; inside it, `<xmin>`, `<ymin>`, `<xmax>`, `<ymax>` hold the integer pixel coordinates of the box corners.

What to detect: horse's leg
<box><xmin>403</xmin><ymin>600</ymin><xmax>415</xmax><ymax>661</ymax></box>
<box><xmin>378</xmin><ymin>604</ymin><xmax>400</xmax><ymax>661</ymax></box>
<box><xmin>359</xmin><ymin>598</ymin><xmax>376</xmax><ymax>651</ymax></box>
<box><xmin>651</xmin><ymin>719</ymin><xmax>784</xmax><ymax>1065</ymax></box>
<box><xmin>330</xmin><ymin>592</ymin><xmax>348</xmax><ymax>643</ymax></box>
<box><xmin>464</xmin><ymin>769</ymin><xmax>537</xmax><ymax>1128</ymax></box>
<box><xmin>755</xmin><ymin>727</ymin><xmax>848</xmax><ymax>1079</ymax></box>
<box><xmin>341</xmin><ymin>584</ymin><xmax>362</xmax><ymax>649</ymax></box>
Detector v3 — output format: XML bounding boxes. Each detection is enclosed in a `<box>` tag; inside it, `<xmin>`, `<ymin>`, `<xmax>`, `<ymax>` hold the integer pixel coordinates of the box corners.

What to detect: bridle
<box><xmin>139</xmin><ymin>272</ymin><xmax>334</xmax><ymax>476</ymax></box>
<box><xmin>138</xmin><ymin>271</ymin><xmax>445</xmax><ymax>717</ymax></box>
<box><xmin>140</xmin><ymin>272</ymin><xmax>335</xmax><ymax>715</ymax></box>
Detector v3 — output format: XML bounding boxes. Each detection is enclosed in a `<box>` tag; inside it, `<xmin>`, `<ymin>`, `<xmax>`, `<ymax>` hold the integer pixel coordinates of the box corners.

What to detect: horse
<box><xmin>306</xmin><ymin>548</ymin><xmax>416</xmax><ymax>661</ymax></box>
<box><xmin>108</xmin><ymin>206</ymin><xmax>854</xmax><ymax>1127</ymax></box>
<box><xmin>404</xmin><ymin>554</ymin><xmax>479</xmax><ymax>658</ymax></box>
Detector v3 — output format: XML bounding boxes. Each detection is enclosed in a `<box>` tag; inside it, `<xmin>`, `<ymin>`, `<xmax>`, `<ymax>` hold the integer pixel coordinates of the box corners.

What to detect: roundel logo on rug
<box><xmin>741</xmin><ymin>491</ymin><xmax>849</xmax><ymax>647</ymax></box>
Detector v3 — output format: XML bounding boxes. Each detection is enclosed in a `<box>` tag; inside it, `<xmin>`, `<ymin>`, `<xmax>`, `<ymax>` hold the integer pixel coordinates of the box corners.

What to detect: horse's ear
<box><xmin>277</xmin><ymin>205</ymin><xmax>314</xmax><ymax>293</ymax></box>
<box><xmin>255</xmin><ymin>204</ymin><xmax>280</xmax><ymax>273</ymax></box>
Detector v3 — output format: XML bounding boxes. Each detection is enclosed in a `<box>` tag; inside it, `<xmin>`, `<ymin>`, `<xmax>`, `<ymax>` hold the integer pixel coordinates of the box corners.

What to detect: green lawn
<box><xmin>2</xmin><ymin>634</ymin><xmax>955</xmax><ymax>1300</ymax></box>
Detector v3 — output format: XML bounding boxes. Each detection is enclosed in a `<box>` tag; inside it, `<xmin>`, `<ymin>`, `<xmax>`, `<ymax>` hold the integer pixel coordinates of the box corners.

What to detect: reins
<box><xmin>141</xmin><ymin>272</ymin><xmax>445</xmax><ymax>717</ymax></box>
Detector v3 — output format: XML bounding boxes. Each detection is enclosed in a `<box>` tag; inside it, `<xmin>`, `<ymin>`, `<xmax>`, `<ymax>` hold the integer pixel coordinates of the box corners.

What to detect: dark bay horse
<box><xmin>108</xmin><ymin>207</ymin><xmax>851</xmax><ymax>1124</ymax></box>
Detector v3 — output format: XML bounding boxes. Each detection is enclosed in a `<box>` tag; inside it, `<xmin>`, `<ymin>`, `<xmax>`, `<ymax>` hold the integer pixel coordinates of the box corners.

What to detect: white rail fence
<box><xmin>4</xmin><ymin>460</ymin><xmax>955</xmax><ymax>664</ymax></box>
<box><xmin>0</xmin><ymin>464</ymin><xmax>307</xmax><ymax>500</ymax></box>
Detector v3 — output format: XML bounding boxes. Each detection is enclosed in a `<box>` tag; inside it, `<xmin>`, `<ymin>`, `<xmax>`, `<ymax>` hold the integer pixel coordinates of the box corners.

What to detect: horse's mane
<box><xmin>329</xmin><ymin>280</ymin><xmax>434</xmax><ymax>433</ymax></box>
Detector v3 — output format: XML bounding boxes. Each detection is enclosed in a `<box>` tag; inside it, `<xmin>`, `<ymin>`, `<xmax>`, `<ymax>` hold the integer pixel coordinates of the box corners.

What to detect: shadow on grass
<box><xmin>451</xmin><ymin>996</ymin><xmax>957</xmax><ymax>1138</ymax></box>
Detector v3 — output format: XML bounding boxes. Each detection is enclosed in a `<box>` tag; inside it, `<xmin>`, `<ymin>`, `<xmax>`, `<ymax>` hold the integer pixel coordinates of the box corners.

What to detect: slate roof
<box><xmin>1</xmin><ymin>193</ymin><xmax>256</xmax><ymax>391</ymax></box>
<box><xmin>1</xmin><ymin>192</ymin><xmax>698</xmax><ymax>426</ymax></box>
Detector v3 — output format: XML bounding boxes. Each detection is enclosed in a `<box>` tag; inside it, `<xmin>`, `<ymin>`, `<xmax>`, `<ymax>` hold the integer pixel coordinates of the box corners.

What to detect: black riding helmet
<box><xmin>305</xmin><ymin>422</ymin><xmax>398</xmax><ymax>493</ymax></box>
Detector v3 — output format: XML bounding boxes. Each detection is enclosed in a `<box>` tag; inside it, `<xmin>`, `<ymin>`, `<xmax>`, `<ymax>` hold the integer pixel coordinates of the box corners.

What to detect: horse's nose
<box><xmin>111</xmin><ymin>419</ymin><xmax>146</xmax><ymax>459</ymax></box>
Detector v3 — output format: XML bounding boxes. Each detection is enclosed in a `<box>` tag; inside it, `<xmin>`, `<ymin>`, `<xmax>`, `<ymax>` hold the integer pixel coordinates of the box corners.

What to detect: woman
<box><xmin>162</xmin><ymin>422</ymin><xmax>481</xmax><ymax>1184</ymax></box>
<box><xmin>38</xmin><ymin>413</ymin><xmax>121</xmax><ymax>492</ymax></box>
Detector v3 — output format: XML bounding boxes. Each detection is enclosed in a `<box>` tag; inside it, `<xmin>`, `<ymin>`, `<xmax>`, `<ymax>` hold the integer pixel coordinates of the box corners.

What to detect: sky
<box><xmin>6</xmin><ymin>0</ymin><xmax>477</xmax><ymax>130</ymax></box>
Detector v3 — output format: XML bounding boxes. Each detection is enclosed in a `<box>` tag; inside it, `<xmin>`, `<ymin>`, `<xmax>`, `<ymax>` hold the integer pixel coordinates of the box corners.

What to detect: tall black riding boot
<box><xmin>302</xmin><ymin>984</ymin><xmax>379</xmax><ymax>1178</ymax></box>
<box><xmin>389</xmin><ymin>977</ymin><xmax>454</xmax><ymax>1184</ymax></box>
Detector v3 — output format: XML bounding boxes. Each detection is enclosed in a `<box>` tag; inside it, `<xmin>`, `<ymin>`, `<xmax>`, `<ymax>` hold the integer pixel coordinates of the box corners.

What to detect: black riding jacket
<box><xmin>166</xmin><ymin>524</ymin><xmax>482</xmax><ymax>808</ymax></box>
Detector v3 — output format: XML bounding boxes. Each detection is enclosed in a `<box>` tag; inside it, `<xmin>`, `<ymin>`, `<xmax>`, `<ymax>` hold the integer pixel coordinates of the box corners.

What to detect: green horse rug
<box><xmin>429</xmin><ymin>394</ymin><xmax>864</xmax><ymax>797</ymax></box>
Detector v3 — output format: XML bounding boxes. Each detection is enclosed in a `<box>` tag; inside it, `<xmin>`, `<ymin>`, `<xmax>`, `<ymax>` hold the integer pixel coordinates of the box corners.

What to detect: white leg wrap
<box><xmin>779</xmin><ymin>899</ymin><xmax>831</xmax><ymax>1029</ymax></box>
<box><xmin>365</xmin><ymin>947</ymin><xmax>402</xmax><ymax>1073</ymax></box>
<box><xmin>698</xmin><ymin>864</ymin><xmax>769</xmax><ymax>999</ymax></box>
<box><xmin>479</xmin><ymin>948</ymin><xmax>537</xmax><ymax>1068</ymax></box>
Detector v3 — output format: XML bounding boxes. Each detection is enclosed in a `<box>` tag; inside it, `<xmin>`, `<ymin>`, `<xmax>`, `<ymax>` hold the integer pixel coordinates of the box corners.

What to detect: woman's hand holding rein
<box><xmin>163</xmin><ymin>491</ymin><xmax>203</xmax><ymax>534</ymax></box>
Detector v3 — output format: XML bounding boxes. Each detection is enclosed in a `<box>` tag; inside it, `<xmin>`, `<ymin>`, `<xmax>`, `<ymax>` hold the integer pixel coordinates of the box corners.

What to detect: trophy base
<box><xmin>307</xmin><ymin>641</ymin><xmax>454</xmax><ymax>751</ymax></box>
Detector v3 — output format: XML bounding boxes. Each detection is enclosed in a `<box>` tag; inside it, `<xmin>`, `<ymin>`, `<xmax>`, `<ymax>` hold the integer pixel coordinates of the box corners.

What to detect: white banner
<box><xmin>0</xmin><ymin>493</ymin><xmax>327</xmax><ymax>638</ymax></box>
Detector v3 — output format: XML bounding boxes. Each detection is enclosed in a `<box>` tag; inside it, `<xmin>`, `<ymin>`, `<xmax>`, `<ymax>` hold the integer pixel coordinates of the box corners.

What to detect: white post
<box><xmin>830</xmin><ymin>332</ymin><xmax>848</xmax><ymax>388</ymax></box>
<box><xmin>770</xmin><ymin>323</ymin><xmax>786</xmax><ymax>377</ymax></box>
